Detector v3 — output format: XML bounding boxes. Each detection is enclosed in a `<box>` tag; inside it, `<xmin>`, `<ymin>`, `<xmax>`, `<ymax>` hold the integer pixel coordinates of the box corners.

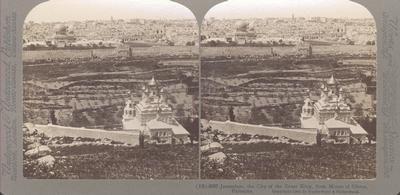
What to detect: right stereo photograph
<box><xmin>200</xmin><ymin>0</ymin><xmax>376</xmax><ymax>179</ymax></box>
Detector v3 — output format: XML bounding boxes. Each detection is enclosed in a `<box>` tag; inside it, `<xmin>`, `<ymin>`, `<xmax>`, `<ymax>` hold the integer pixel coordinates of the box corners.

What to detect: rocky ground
<box><xmin>23</xmin><ymin>126</ymin><xmax>199</xmax><ymax>179</ymax></box>
<box><xmin>200</xmin><ymin>125</ymin><xmax>375</xmax><ymax>179</ymax></box>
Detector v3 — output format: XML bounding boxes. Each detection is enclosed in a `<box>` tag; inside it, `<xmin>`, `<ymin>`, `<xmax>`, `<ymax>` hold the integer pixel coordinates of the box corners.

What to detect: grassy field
<box><xmin>201</xmin><ymin>142</ymin><xmax>375</xmax><ymax>179</ymax></box>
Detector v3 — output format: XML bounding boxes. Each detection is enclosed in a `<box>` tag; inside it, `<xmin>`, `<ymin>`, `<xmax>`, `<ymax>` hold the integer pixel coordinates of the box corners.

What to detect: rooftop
<box><xmin>325</xmin><ymin>118</ymin><xmax>367</xmax><ymax>135</ymax></box>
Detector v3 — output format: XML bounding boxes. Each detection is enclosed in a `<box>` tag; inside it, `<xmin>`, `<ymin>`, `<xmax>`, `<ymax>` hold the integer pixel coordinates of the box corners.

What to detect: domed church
<box><xmin>122</xmin><ymin>77</ymin><xmax>190</xmax><ymax>144</ymax></box>
<box><xmin>300</xmin><ymin>75</ymin><xmax>368</xmax><ymax>143</ymax></box>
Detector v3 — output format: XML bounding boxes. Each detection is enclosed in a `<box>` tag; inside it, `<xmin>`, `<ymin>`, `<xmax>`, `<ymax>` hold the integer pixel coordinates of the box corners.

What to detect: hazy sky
<box><xmin>26</xmin><ymin>0</ymin><xmax>374</xmax><ymax>22</ymax></box>
<box><xmin>25</xmin><ymin>0</ymin><xmax>195</xmax><ymax>22</ymax></box>
<box><xmin>206</xmin><ymin>0</ymin><xmax>374</xmax><ymax>19</ymax></box>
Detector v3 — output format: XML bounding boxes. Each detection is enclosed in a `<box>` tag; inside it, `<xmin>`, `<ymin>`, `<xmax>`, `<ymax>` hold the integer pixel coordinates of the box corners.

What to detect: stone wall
<box><xmin>27</xmin><ymin>123</ymin><xmax>140</xmax><ymax>145</ymax></box>
<box><xmin>208</xmin><ymin>120</ymin><xmax>317</xmax><ymax>144</ymax></box>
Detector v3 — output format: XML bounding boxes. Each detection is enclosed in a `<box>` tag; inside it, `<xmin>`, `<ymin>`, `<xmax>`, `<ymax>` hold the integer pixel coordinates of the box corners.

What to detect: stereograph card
<box><xmin>0</xmin><ymin>0</ymin><xmax>399</xmax><ymax>194</ymax></box>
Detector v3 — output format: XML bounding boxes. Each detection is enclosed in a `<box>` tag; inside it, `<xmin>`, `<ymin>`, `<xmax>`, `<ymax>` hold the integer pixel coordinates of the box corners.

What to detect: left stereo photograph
<box><xmin>22</xmin><ymin>0</ymin><xmax>200</xmax><ymax>179</ymax></box>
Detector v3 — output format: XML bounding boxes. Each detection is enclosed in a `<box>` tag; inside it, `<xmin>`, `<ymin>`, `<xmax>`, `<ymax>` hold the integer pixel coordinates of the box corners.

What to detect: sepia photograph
<box><xmin>2</xmin><ymin>0</ymin><xmax>400</xmax><ymax>194</ymax></box>
<box><xmin>22</xmin><ymin>0</ymin><xmax>199</xmax><ymax>179</ymax></box>
<box><xmin>200</xmin><ymin>0</ymin><xmax>377</xmax><ymax>179</ymax></box>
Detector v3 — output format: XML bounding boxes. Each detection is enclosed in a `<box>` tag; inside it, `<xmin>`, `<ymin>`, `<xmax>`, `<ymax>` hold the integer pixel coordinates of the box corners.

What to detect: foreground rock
<box><xmin>25</xmin><ymin>145</ymin><xmax>52</xmax><ymax>158</ymax></box>
<box><xmin>208</xmin><ymin>152</ymin><xmax>227</xmax><ymax>163</ymax></box>
<box><xmin>201</xmin><ymin>142</ymin><xmax>224</xmax><ymax>153</ymax></box>
<box><xmin>37</xmin><ymin>155</ymin><xmax>56</xmax><ymax>167</ymax></box>
<box><xmin>27</xmin><ymin>142</ymin><xmax>41</xmax><ymax>150</ymax></box>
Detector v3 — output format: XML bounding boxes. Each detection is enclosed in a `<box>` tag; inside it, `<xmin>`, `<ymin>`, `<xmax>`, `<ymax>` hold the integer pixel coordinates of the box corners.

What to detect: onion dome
<box><xmin>327</xmin><ymin>75</ymin><xmax>337</xmax><ymax>85</ymax></box>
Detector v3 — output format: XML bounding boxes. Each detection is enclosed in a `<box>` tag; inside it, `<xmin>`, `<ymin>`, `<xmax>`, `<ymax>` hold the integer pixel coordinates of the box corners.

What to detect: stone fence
<box><xmin>25</xmin><ymin>123</ymin><xmax>140</xmax><ymax>145</ymax></box>
<box><xmin>208</xmin><ymin>120</ymin><xmax>317</xmax><ymax>144</ymax></box>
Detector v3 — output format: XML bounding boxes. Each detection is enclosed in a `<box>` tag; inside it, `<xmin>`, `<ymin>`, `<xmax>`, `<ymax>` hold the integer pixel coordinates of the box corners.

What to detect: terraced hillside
<box><xmin>201</xmin><ymin>45</ymin><xmax>376</xmax><ymax>126</ymax></box>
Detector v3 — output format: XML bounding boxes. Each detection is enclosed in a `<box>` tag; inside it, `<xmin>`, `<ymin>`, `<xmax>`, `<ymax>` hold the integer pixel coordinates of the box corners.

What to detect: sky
<box><xmin>25</xmin><ymin>0</ymin><xmax>374</xmax><ymax>23</ymax></box>
<box><xmin>25</xmin><ymin>0</ymin><xmax>196</xmax><ymax>22</ymax></box>
<box><xmin>206</xmin><ymin>0</ymin><xmax>374</xmax><ymax>19</ymax></box>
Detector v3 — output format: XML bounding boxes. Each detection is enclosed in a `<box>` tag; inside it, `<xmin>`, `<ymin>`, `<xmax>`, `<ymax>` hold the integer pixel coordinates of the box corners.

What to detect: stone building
<box><xmin>51</xmin><ymin>25</ymin><xmax>77</xmax><ymax>47</ymax></box>
<box><xmin>300</xmin><ymin>75</ymin><xmax>368</xmax><ymax>143</ymax></box>
<box><xmin>122</xmin><ymin>77</ymin><xmax>190</xmax><ymax>144</ymax></box>
<box><xmin>232</xmin><ymin>21</ymin><xmax>257</xmax><ymax>44</ymax></box>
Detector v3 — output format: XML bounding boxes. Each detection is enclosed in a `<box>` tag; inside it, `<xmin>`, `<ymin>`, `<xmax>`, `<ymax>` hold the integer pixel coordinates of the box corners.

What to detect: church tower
<box><xmin>301</xmin><ymin>89</ymin><xmax>314</xmax><ymax>119</ymax></box>
<box><xmin>122</xmin><ymin>98</ymin><xmax>136</xmax><ymax>129</ymax></box>
<box><xmin>300</xmin><ymin>89</ymin><xmax>315</xmax><ymax>128</ymax></box>
<box><xmin>335</xmin><ymin>87</ymin><xmax>352</xmax><ymax>123</ymax></box>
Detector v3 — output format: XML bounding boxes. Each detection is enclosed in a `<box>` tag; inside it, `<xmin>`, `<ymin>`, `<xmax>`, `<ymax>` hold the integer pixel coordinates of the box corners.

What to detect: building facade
<box><xmin>300</xmin><ymin>75</ymin><xmax>368</xmax><ymax>144</ymax></box>
<box><xmin>122</xmin><ymin>77</ymin><xmax>190</xmax><ymax>144</ymax></box>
